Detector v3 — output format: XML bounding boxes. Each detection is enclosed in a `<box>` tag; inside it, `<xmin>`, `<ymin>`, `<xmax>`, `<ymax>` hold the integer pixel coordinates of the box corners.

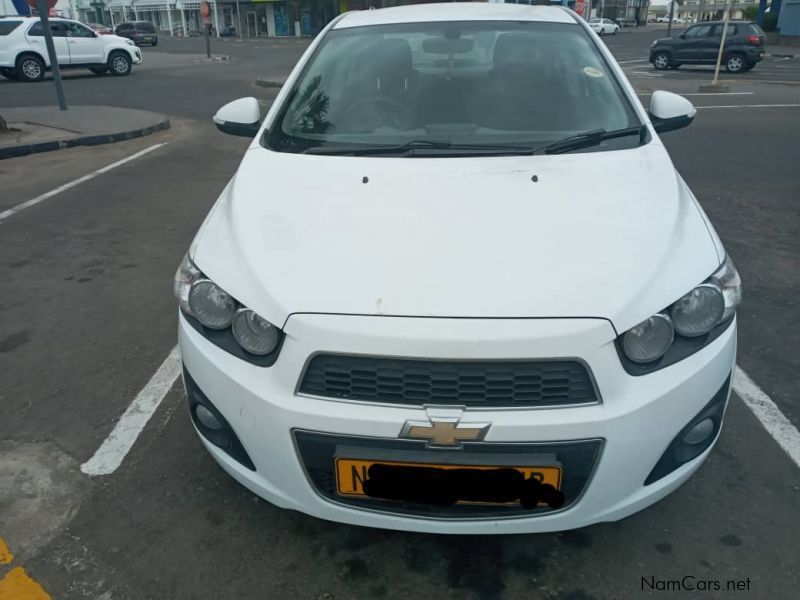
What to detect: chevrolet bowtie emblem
<box><xmin>400</xmin><ymin>418</ymin><xmax>490</xmax><ymax>448</ymax></box>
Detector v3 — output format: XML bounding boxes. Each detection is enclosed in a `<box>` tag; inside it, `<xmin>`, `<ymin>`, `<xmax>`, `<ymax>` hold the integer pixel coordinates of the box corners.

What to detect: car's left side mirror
<box><xmin>213</xmin><ymin>97</ymin><xmax>261</xmax><ymax>138</ymax></box>
<box><xmin>649</xmin><ymin>90</ymin><xmax>696</xmax><ymax>133</ymax></box>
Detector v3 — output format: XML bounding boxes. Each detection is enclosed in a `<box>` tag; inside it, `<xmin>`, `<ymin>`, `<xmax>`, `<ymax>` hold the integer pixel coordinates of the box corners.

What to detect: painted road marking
<box><xmin>618</xmin><ymin>58</ymin><xmax>648</xmax><ymax>64</ymax></box>
<box><xmin>0</xmin><ymin>143</ymin><xmax>168</xmax><ymax>224</ymax></box>
<box><xmin>734</xmin><ymin>367</ymin><xmax>800</xmax><ymax>469</ymax></box>
<box><xmin>81</xmin><ymin>345</ymin><xmax>181</xmax><ymax>476</ymax></box>
<box><xmin>0</xmin><ymin>567</ymin><xmax>51</xmax><ymax>600</ymax></box>
<box><xmin>0</xmin><ymin>539</ymin><xmax>51</xmax><ymax>600</ymax></box>
<box><xmin>0</xmin><ymin>538</ymin><xmax>12</xmax><ymax>565</ymax></box>
<box><xmin>696</xmin><ymin>104</ymin><xmax>800</xmax><ymax>109</ymax></box>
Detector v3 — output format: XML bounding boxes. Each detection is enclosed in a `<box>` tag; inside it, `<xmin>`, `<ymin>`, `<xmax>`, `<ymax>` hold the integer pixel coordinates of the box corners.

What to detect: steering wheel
<box><xmin>339</xmin><ymin>95</ymin><xmax>413</xmax><ymax>131</ymax></box>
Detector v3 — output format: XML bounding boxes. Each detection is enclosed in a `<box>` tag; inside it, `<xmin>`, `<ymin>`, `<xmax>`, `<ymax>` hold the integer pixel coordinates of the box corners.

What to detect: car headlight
<box><xmin>618</xmin><ymin>256</ymin><xmax>741</xmax><ymax>374</ymax></box>
<box><xmin>709</xmin><ymin>255</ymin><xmax>742</xmax><ymax>321</ymax></box>
<box><xmin>670</xmin><ymin>284</ymin><xmax>724</xmax><ymax>337</ymax></box>
<box><xmin>622</xmin><ymin>314</ymin><xmax>674</xmax><ymax>363</ymax></box>
<box><xmin>174</xmin><ymin>254</ymin><xmax>283</xmax><ymax>366</ymax></box>
<box><xmin>174</xmin><ymin>253</ymin><xmax>201</xmax><ymax>314</ymax></box>
<box><xmin>232</xmin><ymin>309</ymin><xmax>280</xmax><ymax>355</ymax></box>
<box><xmin>188</xmin><ymin>280</ymin><xmax>236</xmax><ymax>329</ymax></box>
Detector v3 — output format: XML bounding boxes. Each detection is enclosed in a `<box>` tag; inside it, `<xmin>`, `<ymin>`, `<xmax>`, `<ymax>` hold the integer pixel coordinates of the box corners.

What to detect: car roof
<box><xmin>334</xmin><ymin>3</ymin><xmax>577</xmax><ymax>29</ymax></box>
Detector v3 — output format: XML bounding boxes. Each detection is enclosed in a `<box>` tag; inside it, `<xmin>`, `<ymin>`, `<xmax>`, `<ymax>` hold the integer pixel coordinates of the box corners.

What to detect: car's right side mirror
<box><xmin>213</xmin><ymin>97</ymin><xmax>262</xmax><ymax>138</ymax></box>
<box><xmin>648</xmin><ymin>90</ymin><xmax>696</xmax><ymax>133</ymax></box>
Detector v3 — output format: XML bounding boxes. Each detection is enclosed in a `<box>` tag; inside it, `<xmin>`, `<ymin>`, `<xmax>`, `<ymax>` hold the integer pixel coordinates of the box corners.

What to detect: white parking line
<box><xmin>734</xmin><ymin>367</ymin><xmax>800</xmax><ymax>468</ymax></box>
<box><xmin>618</xmin><ymin>59</ymin><xmax>649</xmax><ymax>64</ymax></box>
<box><xmin>0</xmin><ymin>143</ymin><xmax>168</xmax><ymax>224</ymax></box>
<box><xmin>81</xmin><ymin>346</ymin><xmax>182</xmax><ymax>476</ymax></box>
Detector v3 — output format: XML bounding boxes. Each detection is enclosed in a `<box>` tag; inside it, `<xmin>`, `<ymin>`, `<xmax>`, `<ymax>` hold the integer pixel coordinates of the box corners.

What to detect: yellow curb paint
<box><xmin>0</xmin><ymin>539</ymin><xmax>12</xmax><ymax>565</ymax></box>
<box><xmin>0</xmin><ymin>567</ymin><xmax>51</xmax><ymax>600</ymax></box>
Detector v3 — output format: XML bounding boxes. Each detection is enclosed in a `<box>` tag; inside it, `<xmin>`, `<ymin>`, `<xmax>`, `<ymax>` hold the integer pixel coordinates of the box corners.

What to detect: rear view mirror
<box><xmin>422</xmin><ymin>37</ymin><xmax>474</xmax><ymax>55</ymax></box>
<box><xmin>213</xmin><ymin>97</ymin><xmax>261</xmax><ymax>138</ymax></box>
<box><xmin>648</xmin><ymin>90</ymin><xmax>696</xmax><ymax>133</ymax></box>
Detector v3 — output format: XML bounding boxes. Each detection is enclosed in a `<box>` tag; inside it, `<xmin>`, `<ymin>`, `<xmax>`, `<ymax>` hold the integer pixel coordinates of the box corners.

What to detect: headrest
<box><xmin>364</xmin><ymin>38</ymin><xmax>414</xmax><ymax>79</ymax></box>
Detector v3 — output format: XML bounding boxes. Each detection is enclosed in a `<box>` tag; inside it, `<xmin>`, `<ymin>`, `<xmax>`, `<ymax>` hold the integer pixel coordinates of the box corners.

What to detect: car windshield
<box><xmin>267</xmin><ymin>21</ymin><xmax>641</xmax><ymax>155</ymax></box>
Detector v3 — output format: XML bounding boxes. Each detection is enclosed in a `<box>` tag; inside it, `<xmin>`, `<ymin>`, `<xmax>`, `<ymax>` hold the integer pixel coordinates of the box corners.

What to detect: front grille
<box><xmin>294</xmin><ymin>430</ymin><xmax>602</xmax><ymax>519</ymax></box>
<box><xmin>298</xmin><ymin>355</ymin><xmax>598</xmax><ymax>407</ymax></box>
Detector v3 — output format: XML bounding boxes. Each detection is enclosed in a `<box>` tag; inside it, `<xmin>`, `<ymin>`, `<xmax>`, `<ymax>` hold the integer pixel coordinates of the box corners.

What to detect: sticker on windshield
<box><xmin>583</xmin><ymin>66</ymin><xmax>604</xmax><ymax>78</ymax></box>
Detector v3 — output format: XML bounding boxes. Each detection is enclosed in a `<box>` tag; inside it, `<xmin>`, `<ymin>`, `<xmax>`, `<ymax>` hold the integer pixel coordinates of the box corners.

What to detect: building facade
<box><xmin>651</xmin><ymin>0</ymin><xmax>760</xmax><ymax>23</ymax></box>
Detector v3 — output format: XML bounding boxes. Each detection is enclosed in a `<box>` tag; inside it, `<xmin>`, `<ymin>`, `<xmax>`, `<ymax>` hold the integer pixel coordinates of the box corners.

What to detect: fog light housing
<box><xmin>645</xmin><ymin>375</ymin><xmax>731</xmax><ymax>485</ymax></box>
<box><xmin>183</xmin><ymin>368</ymin><xmax>255</xmax><ymax>471</ymax></box>
<box><xmin>683</xmin><ymin>418</ymin><xmax>714</xmax><ymax>445</ymax></box>
<box><xmin>195</xmin><ymin>404</ymin><xmax>223</xmax><ymax>431</ymax></box>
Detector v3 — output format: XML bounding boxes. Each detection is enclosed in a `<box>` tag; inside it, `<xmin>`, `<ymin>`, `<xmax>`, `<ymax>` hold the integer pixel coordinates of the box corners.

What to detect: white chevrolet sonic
<box><xmin>175</xmin><ymin>4</ymin><xmax>741</xmax><ymax>534</ymax></box>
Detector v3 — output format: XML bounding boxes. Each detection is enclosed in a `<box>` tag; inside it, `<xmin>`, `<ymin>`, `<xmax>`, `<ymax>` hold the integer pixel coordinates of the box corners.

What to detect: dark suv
<box><xmin>649</xmin><ymin>21</ymin><xmax>766</xmax><ymax>73</ymax></box>
<box><xmin>115</xmin><ymin>21</ymin><xmax>158</xmax><ymax>47</ymax></box>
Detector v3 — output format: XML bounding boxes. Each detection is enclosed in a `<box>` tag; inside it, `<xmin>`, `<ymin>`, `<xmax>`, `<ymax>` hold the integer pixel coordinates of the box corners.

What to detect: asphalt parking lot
<box><xmin>1</xmin><ymin>24</ymin><xmax>799</xmax><ymax>600</ymax></box>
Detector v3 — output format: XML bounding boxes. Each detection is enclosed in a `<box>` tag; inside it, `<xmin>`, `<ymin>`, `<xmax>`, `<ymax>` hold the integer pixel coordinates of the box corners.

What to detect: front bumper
<box><xmin>179</xmin><ymin>312</ymin><xmax>736</xmax><ymax>534</ymax></box>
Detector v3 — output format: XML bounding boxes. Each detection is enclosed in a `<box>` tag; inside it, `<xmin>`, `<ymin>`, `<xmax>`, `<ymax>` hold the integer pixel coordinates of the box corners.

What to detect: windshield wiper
<box><xmin>302</xmin><ymin>140</ymin><xmax>534</xmax><ymax>157</ymax></box>
<box><xmin>534</xmin><ymin>125</ymin><xmax>646</xmax><ymax>155</ymax></box>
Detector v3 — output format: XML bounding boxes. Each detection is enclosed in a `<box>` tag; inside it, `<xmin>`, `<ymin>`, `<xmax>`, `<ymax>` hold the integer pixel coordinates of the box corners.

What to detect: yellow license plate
<box><xmin>335</xmin><ymin>458</ymin><xmax>562</xmax><ymax>501</ymax></box>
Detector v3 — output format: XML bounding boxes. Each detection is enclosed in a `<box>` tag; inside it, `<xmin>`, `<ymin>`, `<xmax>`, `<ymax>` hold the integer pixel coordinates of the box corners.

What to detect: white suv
<box><xmin>0</xmin><ymin>17</ymin><xmax>142</xmax><ymax>82</ymax></box>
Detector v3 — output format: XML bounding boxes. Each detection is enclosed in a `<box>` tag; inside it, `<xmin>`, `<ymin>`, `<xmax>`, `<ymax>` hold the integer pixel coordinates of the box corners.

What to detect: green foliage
<box><xmin>763</xmin><ymin>13</ymin><xmax>778</xmax><ymax>32</ymax></box>
<box><xmin>742</xmin><ymin>6</ymin><xmax>758</xmax><ymax>21</ymax></box>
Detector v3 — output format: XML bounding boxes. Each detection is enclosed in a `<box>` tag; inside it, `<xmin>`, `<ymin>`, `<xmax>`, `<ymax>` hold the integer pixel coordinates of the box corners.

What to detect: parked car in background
<box><xmin>656</xmin><ymin>16</ymin><xmax>671</xmax><ymax>23</ymax></box>
<box><xmin>115</xmin><ymin>21</ymin><xmax>158</xmax><ymax>46</ymax></box>
<box><xmin>0</xmin><ymin>17</ymin><xmax>142</xmax><ymax>81</ymax></box>
<box><xmin>589</xmin><ymin>18</ymin><xmax>620</xmax><ymax>35</ymax></box>
<box><xmin>650</xmin><ymin>21</ymin><xmax>766</xmax><ymax>73</ymax></box>
<box><xmin>87</xmin><ymin>22</ymin><xmax>114</xmax><ymax>35</ymax></box>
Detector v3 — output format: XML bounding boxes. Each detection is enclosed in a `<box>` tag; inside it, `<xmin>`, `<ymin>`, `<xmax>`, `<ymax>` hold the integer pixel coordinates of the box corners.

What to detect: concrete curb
<box><xmin>255</xmin><ymin>78</ymin><xmax>285</xmax><ymax>88</ymax></box>
<box><xmin>0</xmin><ymin>119</ymin><xmax>170</xmax><ymax>160</ymax></box>
<box><xmin>770</xmin><ymin>53</ymin><xmax>796</xmax><ymax>58</ymax></box>
<box><xmin>192</xmin><ymin>55</ymin><xmax>233</xmax><ymax>62</ymax></box>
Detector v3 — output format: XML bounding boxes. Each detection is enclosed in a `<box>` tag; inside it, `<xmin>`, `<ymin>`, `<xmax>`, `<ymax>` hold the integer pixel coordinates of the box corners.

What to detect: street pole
<box><xmin>36</xmin><ymin>0</ymin><xmax>68</xmax><ymax>111</ymax></box>
<box><xmin>236</xmin><ymin>0</ymin><xmax>242</xmax><ymax>38</ymax></box>
<box><xmin>711</xmin><ymin>0</ymin><xmax>731</xmax><ymax>86</ymax></box>
<box><xmin>201</xmin><ymin>1</ymin><xmax>211</xmax><ymax>57</ymax></box>
<box><xmin>667</xmin><ymin>1</ymin><xmax>675</xmax><ymax>37</ymax></box>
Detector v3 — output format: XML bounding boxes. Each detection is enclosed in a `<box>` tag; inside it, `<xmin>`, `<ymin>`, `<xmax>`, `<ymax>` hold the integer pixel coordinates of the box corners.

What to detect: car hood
<box><xmin>192</xmin><ymin>141</ymin><xmax>721</xmax><ymax>333</ymax></box>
